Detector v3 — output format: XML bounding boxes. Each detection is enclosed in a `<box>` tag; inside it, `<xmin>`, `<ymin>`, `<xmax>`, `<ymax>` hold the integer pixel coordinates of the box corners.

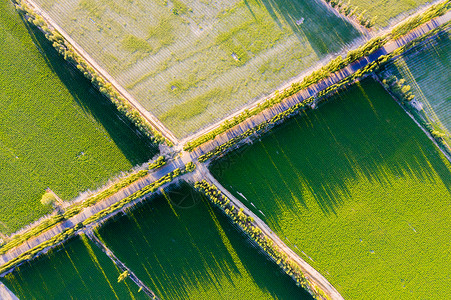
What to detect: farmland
<box><xmin>33</xmin><ymin>0</ymin><xmax>360</xmax><ymax>137</ymax></box>
<box><xmin>1</xmin><ymin>236</ymin><xmax>147</xmax><ymax>299</ymax></box>
<box><xmin>0</xmin><ymin>0</ymin><xmax>158</xmax><ymax>234</ymax></box>
<box><xmin>380</xmin><ymin>30</ymin><xmax>451</xmax><ymax>141</ymax></box>
<box><xmin>97</xmin><ymin>183</ymin><xmax>312</xmax><ymax>299</ymax></box>
<box><xmin>334</xmin><ymin>0</ymin><xmax>433</xmax><ymax>27</ymax></box>
<box><xmin>210</xmin><ymin>78</ymin><xmax>451</xmax><ymax>299</ymax></box>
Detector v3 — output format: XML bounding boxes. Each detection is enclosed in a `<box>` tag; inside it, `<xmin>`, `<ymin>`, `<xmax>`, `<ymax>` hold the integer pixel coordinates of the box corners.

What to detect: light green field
<box><xmin>381</xmin><ymin>30</ymin><xmax>451</xmax><ymax>136</ymax></box>
<box><xmin>0</xmin><ymin>1</ymin><xmax>158</xmax><ymax>234</ymax></box>
<box><xmin>346</xmin><ymin>0</ymin><xmax>432</xmax><ymax>27</ymax></box>
<box><xmin>1</xmin><ymin>236</ymin><xmax>147</xmax><ymax>299</ymax></box>
<box><xmin>210</xmin><ymin>78</ymin><xmax>451</xmax><ymax>299</ymax></box>
<box><xmin>33</xmin><ymin>0</ymin><xmax>360</xmax><ymax>137</ymax></box>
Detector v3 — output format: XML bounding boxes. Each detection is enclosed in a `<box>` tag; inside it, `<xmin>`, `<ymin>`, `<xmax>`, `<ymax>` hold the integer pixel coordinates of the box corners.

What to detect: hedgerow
<box><xmin>148</xmin><ymin>156</ymin><xmax>166</xmax><ymax>170</ymax></box>
<box><xmin>324</xmin><ymin>0</ymin><xmax>376</xmax><ymax>28</ymax></box>
<box><xmin>197</xmin><ymin>19</ymin><xmax>451</xmax><ymax>162</ymax></box>
<box><xmin>0</xmin><ymin>169</ymin><xmax>148</xmax><ymax>255</ymax></box>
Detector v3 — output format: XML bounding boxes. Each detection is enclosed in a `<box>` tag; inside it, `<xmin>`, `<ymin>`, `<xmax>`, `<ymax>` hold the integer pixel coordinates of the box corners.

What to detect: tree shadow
<box><xmin>97</xmin><ymin>182</ymin><xmax>311</xmax><ymax>299</ymax></box>
<box><xmin>1</xmin><ymin>236</ymin><xmax>148</xmax><ymax>299</ymax></box>
<box><xmin>258</xmin><ymin>0</ymin><xmax>361</xmax><ymax>56</ymax></box>
<box><xmin>210</xmin><ymin>78</ymin><xmax>451</xmax><ymax>226</ymax></box>
<box><xmin>20</xmin><ymin>17</ymin><xmax>158</xmax><ymax>165</ymax></box>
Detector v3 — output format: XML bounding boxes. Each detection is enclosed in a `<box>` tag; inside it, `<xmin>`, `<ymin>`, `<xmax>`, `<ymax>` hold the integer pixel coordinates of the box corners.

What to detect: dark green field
<box><xmin>1</xmin><ymin>236</ymin><xmax>146</xmax><ymax>299</ymax></box>
<box><xmin>97</xmin><ymin>183</ymin><xmax>312</xmax><ymax>299</ymax></box>
<box><xmin>211</xmin><ymin>78</ymin><xmax>451</xmax><ymax>299</ymax></box>
<box><xmin>0</xmin><ymin>1</ymin><xmax>157</xmax><ymax>234</ymax></box>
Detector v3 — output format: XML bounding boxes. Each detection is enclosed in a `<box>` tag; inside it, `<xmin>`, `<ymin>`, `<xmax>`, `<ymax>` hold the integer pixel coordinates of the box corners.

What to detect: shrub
<box><xmin>40</xmin><ymin>192</ymin><xmax>56</xmax><ymax>206</ymax></box>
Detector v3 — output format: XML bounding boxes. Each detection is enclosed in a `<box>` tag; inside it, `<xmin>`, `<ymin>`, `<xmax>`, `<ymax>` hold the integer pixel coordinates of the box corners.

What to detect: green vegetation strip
<box><xmin>11</xmin><ymin>0</ymin><xmax>168</xmax><ymax>145</ymax></box>
<box><xmin>194</xmin><ymin>180</ymin><xmax>328</xmax><ymax>300</ymax></box>
<box><xmin>0</xmin><ymin>163</ymin><xmax>196</xmax><ymax>275</ymax></box>
<box><xmin>148</xmin><ymin>156</ymin><xmax>166</xmax><ymax>170</ymax></box>
<box><xmin>185</xmin><ymin>0</ymin><xmax>450</xmax><ymax>152</ymax></box>
<box><xmin>324</xmin><ymin>0</ymin><xmax>376</xmax><ymax>28</ymax></box>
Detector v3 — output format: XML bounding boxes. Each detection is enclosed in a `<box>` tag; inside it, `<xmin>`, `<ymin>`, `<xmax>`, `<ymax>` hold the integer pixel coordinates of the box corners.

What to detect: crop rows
<box><xmin>0</xmin><ymin>0</ymin><xmax>157</xmax><ymax>234</ymax></box>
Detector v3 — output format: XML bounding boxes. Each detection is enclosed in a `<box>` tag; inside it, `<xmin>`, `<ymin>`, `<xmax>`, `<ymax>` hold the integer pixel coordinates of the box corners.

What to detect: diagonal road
<box><xmin>1</xmin><ymin>4</ymin><xmax>450</xmax><ymax>299</ymax></box>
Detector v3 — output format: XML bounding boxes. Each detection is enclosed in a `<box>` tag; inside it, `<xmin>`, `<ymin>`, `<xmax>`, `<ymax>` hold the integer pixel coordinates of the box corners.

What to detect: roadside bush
<box><xmin>148</xmin><ymin>156</ymin><xmax>166</xmax><ymax>170</ymax></box>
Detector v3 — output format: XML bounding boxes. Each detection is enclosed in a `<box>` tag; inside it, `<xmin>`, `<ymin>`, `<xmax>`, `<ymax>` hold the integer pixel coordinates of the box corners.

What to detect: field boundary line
<box><xmin>20</xmin><ymin>0</ymin><xmax>179</xmax><ymax>145</ymax></box>
<box><xmin>374</xmin><ymin>75</ymin><xmax>451</xmax><ymax>162</ymax></box>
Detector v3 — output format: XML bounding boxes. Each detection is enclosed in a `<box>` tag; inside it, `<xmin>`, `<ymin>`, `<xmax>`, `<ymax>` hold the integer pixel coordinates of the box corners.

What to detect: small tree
<box><xmin>40</xmin><ymin>192</ymin><xmax>57</xmax><ymax>206</ymax></box>
<box><xmin>117</xmin><ymin>270</ymin><xmax>129</xmax><ymax>283</ymax></box>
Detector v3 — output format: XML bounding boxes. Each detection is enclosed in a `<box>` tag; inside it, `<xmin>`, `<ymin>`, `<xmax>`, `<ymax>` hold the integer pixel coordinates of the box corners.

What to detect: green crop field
<box><xmin>1</xmin><ymin>236</ymin><xmax>147</xmax><ymax>299</ymax></box>
<box><xmin>0</xmin><ymin>1</ymin><xmax>158</xmax><ymax>235</ymax></box>
<box><xmin>33</xmin><ymin>0</ymin><xmax>360</xmax><ymax>137</ymax></box>
<box><xmin>210</xmin><ymin>78</ymin><xmax>451</xmax><ymax>299</ymax></box>
<box><xmin>381</xmin><ymin>30</ymin><xmax>451</xmax><ymax>138</ymax></box>
<box><xmin>97</xmin><ymin>182</ymin><xmax>312</xmax><ymax>299</ymax></box>
<box><xmin>345</xmin><ymin>0</ymin><xmax>432</xmax><ymax>27</ymax></box>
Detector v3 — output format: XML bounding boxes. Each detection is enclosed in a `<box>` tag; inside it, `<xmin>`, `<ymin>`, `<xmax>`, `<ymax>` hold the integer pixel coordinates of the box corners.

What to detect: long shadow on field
<box><xmin>258</xmin><ymin>0</ymin><xmax>360</xmax><ymax>56</ymax></box>
<box><xmin>1</xmin><ymin>236</ymin><xmax>147</xmax><ymax>299</ymax></box>
<box><xmin>210</xmin><ymin>78</ymin><xmax>451</xmax><ymax>226</ymax></box>
<box><xmin>20</xmin><ymin>17</ymin><xmax>158</xmax><ymax>165</ymax></box>
<box><xmin>97</xmin><ymin>182</ymin><xmax>311</xmax><ymax>299</ymax></box>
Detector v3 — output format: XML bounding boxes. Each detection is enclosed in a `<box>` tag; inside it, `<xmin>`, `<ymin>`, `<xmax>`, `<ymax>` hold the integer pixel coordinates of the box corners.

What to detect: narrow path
<box><xmin>0</xmin><ymin>282</ymin><xmax>19</xmax><ymax>300</ymax></box>
<box><xmin>185</xmin><ymin>11</ymin><xmax>451</xmax><ymax>157</ymax></box>
<box><xmin>84</xmin><ymin>230</ymin><xmax>159</xmax><ymax>300</ymax></box>
<box><xmin>199</xmin><ymin>166</ymin><xmax>344</xmax><ymax>300</ymax></box>
<box><xmin>22</xmin><ymin>0</ymin><xmax>179</xmax><ymax>145</ymax></box>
